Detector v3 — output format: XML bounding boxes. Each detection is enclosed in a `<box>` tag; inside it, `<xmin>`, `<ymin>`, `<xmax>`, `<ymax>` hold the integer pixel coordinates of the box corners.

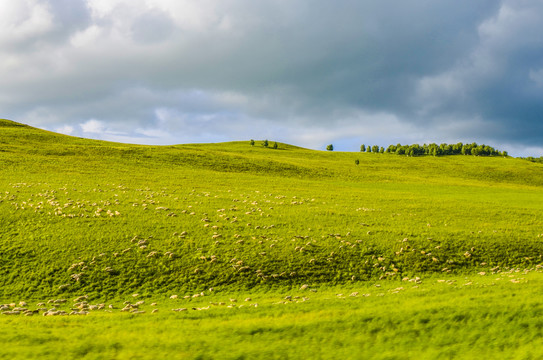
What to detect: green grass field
<box><xmin>2</xmin><ymin>272</ymin><xmax>543</xmax><ymax>360</ymax></box>
<box><xmin>2</xmin><ymin>118</ymin><xmax>543</xmax><ymax>359</ymax></box>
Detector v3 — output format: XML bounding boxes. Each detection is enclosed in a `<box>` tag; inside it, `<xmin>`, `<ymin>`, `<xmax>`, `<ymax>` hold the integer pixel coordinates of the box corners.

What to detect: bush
<box><xmin>326</xmin><ymin>144</ymin><xmax>334</xmax><ymax>151</ymax></box>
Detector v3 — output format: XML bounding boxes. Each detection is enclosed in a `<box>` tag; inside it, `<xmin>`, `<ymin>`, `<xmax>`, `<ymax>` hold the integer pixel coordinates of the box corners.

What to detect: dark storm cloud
<box><xmin>0</xmin><ymin>0</ymin><xmax>542</xmax><ymax>155</ymax></box>
<box><xmin>411</xmin><ymin>1</ymin><xmax>543</xmax><ymax>149</ymax></box>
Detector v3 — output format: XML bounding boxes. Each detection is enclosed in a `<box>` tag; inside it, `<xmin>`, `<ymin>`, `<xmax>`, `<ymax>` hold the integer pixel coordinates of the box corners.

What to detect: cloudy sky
<box><xmin>2</xmin><ymin>0</ymin><xmax>543</xmax><ymax>156</ymax></box>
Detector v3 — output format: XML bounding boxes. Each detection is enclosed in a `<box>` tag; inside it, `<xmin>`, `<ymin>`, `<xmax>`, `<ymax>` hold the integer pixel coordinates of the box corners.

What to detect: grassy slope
<box><xmin>1</xmin><ymin>119</ymin><xmax>543</xmax><ymax>301</ymax></box>
<box><xmin>1</xmin><ymin>272</ymin><xmax>543</xmax><ymax>360</ymax></box>
<box><xmin>4</xmin><ymin>119</ymin><xmax>543</xmax><ymax>359</ymax></box>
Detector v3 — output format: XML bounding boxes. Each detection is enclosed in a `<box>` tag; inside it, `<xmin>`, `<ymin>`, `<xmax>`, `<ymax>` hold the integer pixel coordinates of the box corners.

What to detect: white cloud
<box><xmin>80</xmin><ymin>119</ymin><xmax>106</xmax><ymax>133</ymax></box>
<box><xmin>0</xmin><ymin>0</ymin><xmax>54</xmax><ymax>47</ymax></box>
<box><xmin>69</xmin><ymin>25</ymin><xmax>105</xmax><ymax>48</ymax></box>
<box><xmin>55</xmin><ymin>125</ymin><xmax>74</xmax><ymax>135</ymax></box>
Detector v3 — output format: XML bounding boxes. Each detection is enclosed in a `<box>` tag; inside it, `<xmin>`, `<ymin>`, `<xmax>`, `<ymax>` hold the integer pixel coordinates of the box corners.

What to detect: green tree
<box><xmin>326</xmin><ymin>144</ymin><xmax>334</xmax><ymax>151</ymax></box>
<box><xmin>250</xmin><ymin>139</ymin><xmax>255</xmax><ymax>146</ymax></box>
<box><xmin>453</xmin><ymin>142</ymin><xmax>463</xmax><ymax>154</ymax></box>
<box><xmin>355</xmin><ymin>159</ymin><xmax>360</xmax><ymax>165</ymax></box>
<box><xmin>273</xmin><ymin>142</ymin><xmax>278</xmax><ymax>149</ymax></box>
<box><xmin>360</xmin><ymin>144</ymin><xmax>366</xmax><ymax>152</ymax></box>
<box><xmin>262</xmin><ymin>139</ymin><xmax>269</xmax><ymax>147</ymax></box>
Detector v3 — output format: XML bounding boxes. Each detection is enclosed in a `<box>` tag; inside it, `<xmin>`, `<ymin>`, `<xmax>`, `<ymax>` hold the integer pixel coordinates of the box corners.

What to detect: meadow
<box><xmin>1</xmin><ymin>118</ymin><xmax>543</xmax><ymax>359</ymax></box>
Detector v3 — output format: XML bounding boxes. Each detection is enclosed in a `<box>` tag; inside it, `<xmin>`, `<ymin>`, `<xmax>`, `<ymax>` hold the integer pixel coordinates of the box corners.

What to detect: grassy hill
<box><xmin>1</xmin><ymin>118</ymin><xmax>543</xmax><ymax>300</ymax></box>
<box><xmin>4</xmin><ymin>118</ymin><xmax>543</xmax><ymax>359</ymax></box>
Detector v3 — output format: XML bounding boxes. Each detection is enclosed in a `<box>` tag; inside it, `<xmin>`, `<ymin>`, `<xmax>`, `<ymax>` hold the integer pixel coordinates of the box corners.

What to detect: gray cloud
<box><xmin>1</xmin><ymin>0</ymin><xmax>542</xmax><ymax>155</ymax></box>
<box><xmin>131</xmin><ymin>9</ymin><xmax>175</xmax><ymax>44</ymax></box>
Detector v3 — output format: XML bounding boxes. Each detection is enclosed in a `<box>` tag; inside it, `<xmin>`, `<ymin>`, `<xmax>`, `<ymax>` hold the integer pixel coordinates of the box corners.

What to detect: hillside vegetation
<box><xmin>1</xmin><ymin>118</ymin><xmax>543</xmax><ymax>300</ymax></box>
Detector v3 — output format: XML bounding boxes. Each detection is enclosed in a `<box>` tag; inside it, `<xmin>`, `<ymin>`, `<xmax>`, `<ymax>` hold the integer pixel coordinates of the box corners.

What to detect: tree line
<box><xmin>360</xmin><ymin>142</ymin><xmax>508</xmax><ymax>157</ymax></box>
<box><xmin>251</xmin><ymin>139</ymin><xmax>508</xmax><ymax>157</ymax></box>
<box><xmin>521</xmin><ymin>156</ymin><xmax>543</xmax><ymax>164</ymax></box>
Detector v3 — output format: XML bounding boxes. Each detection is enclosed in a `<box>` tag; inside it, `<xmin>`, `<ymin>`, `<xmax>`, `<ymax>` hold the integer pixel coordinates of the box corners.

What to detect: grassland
<box><xmin>2</xmin><ymin>272</ymin><xmax>543</xmax><ymax>360</ymax></box>
<box><xmin>1</xmin><ymin>118</ymin><xmax>543</xmax><ymax>359</ymax></box>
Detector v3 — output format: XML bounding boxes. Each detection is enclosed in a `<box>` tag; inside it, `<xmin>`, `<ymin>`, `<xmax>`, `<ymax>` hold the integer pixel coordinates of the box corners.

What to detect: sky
<box><xmin>1</xmin><ymin>0</ymin><xmax>543</xmax><ymax>156</ymax></box>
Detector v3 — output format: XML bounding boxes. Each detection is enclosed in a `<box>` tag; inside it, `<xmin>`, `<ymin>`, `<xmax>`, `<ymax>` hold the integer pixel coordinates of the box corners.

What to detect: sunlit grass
<box><xmin>2</xmin><ymin>119</ymin><xmax>543</xmax><ymax>358</ymax></box>
<box><xmin>2</xmin><ymin>271</ymin><xmax>543</xmax><ymax>359</ymax></box>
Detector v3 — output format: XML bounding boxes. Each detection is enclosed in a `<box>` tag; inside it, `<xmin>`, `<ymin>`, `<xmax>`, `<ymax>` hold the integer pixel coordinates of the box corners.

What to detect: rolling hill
<box><xmin>1</xmin><ymin>118</ymin><xmax>543</xmax><ymax>300</ymax></box>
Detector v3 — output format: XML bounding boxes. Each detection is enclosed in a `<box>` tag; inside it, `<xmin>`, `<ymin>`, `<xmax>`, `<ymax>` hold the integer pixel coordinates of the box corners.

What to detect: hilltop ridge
<box><xmin>1</xmin><ymin>119</ymin><xmax>542</xmax><ymax>186</ymax></box>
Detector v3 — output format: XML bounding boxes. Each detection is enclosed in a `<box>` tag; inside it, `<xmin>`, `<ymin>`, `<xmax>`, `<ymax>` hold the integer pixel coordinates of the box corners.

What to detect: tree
<box><xmin>273</xmin><ymin>142</ymin><xmax>278</xmax><ymax>149</ymax></box>
<box><xmin>360</xmin><ymin>144</ymin><xmax>366</xmax><ymax>152</ymax></box>
<box><xmin>355</xmin><ymin>159</ymin><xmax>360</xmax><ymax>165</ymax></box>
<box><xmin>372</xmin><ymin>145</ymin><xmax>379</xmax><ymax>153</ymax></box>
<box><xmin>250</xmin><ymin>139</ymin><xmax>255</xmax><ymax>146</ymax></box>
<box><xmin>428</xmin><ymin>143</ymin><xmax>438</xmax><ymax>156</ymax></box>
<box><xmin>326</xmin><ymin>144</ymin><xmax>334</xmax><ymax>151</ymax></box>
<box><xmin>453</xmin><ymin>142</ymin><xmax>463</xmax><ymax>154</ymax></box>
<box><xmin>262</xmin><ymin>139</ymin><xmax>269</xmax><ymax>147</ymax></box>
<box><xmin>367</xmin><ymin>146</ymin><xmax>371</xmax><ymax>153</ymax></box>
